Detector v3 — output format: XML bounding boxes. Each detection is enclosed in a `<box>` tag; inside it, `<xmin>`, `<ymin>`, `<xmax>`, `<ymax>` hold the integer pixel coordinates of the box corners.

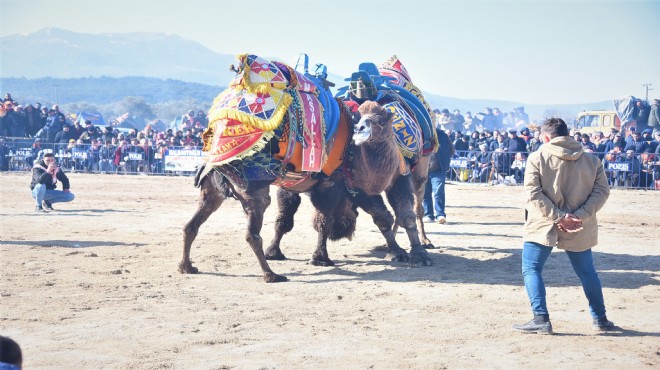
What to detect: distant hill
<box><xmin>0</xmin><ymin>27</ymin><xmax>236</xmax><ymax>85</ymax></box>
<box><xmin>0</xmin><ymin>28</ymin><xmax>613</xmax><ymax>122</ymax></box>
<box><xmin>0</xmin><ymin>76</ymin><xmax>224</xmax><ymax>105</ymax></box>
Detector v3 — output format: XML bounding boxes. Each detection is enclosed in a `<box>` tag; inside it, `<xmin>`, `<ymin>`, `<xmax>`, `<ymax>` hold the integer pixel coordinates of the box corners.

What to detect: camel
<box><xmin>179</xmin><ymin>101</ymin><xmax>432</xmax><ymax>282</ymax></box>
<box><xmin>264</xmin><ymin>101</ymin><xmax>433</xmax><ymax>267</ymax></box>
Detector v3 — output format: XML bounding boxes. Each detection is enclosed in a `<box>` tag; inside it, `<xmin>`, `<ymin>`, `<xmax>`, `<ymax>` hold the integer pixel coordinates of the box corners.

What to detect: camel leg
<box><xmin>307</xmin><ymin>180</ymin><xmax>346</xmax><ymax>266</ymax></box>
<box><xmin>386</xmin><ymin>175</ymin><xmax>433</xmax><ymax>267</ymax></box>
<box><xmin>179</xmin><ymin>173</ymin><xmax>226</xmax><ymax>274</ymax></box>
<box><xmin>411</xmin><ymin>166</ymin><xmax>435</xmax><ymax>249</ymax></box>
<box><xmin>354</xmin><ymin>194</ymin><xmax>409</xmax><ymax>263</ymax></box>
<box><xmin>265</xmin><ymin>188</ymin><xmax>302</xmax><ymax>260</ymax></box>
<box><xmin>235</xmin><ymin>184</ymin><xmax>288</xmax><ymax>283</ymax></box>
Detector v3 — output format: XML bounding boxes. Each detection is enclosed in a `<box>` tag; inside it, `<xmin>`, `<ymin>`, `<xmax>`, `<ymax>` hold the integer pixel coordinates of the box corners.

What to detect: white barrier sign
<box><xmin>164</xmin><ymin>149</ymin><xmax>206</xmax><ymax>172</ymax></box>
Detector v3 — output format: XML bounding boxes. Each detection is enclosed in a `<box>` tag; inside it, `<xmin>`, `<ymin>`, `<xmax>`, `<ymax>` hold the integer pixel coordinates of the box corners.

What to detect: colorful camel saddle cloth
<box><xmin>337</xmin><ymin>57</ymin><xmax>438</xmax><ymax>155</ymax></box>
<box><xmin>203</xmin><ymin>54</ymin><xmax>339</xmax><ymax>173</ymax></box>
<box><xmin>384</xmin><ymin>101</ymin><xmax>423</xmax><ymax>159</ymax></box>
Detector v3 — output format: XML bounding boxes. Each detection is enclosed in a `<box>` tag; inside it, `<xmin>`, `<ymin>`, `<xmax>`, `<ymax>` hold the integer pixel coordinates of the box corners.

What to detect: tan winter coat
<box><xmin>523</xmin><ymin>136</ymin><xmax>610</xmax><ymax>251</ymax></box>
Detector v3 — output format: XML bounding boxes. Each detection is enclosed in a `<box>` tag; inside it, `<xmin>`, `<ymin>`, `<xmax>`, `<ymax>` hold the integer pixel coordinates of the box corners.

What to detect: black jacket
<box><xmin>30</xmin><ymin>160</ymin><xmax>70</xmax><ymax>190</ymax></box>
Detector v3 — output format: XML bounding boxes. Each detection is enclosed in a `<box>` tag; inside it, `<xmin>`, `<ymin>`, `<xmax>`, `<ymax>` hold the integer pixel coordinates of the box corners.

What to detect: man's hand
<box><xmin>557</xmin><ymin>213</ymin><xmax>583</xmax><ymax>233</ymax></box>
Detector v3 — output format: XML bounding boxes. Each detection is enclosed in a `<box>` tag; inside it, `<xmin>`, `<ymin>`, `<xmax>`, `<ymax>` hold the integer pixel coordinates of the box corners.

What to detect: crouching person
<box><xmin>30</xmin><ymin>153</ymin><xmax>75</xmax><ymax>213</ymax></box>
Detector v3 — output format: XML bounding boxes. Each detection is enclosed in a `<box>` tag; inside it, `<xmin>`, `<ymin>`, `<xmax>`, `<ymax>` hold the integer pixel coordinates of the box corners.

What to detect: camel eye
<box><xmin>352</xmin><ymin>112</ymin><xmax>361</xmax><ymax>122</ymax></box>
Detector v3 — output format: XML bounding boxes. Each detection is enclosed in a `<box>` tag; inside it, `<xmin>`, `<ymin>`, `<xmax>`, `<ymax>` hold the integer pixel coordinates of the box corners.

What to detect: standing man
<box><xmin>423</xmin><ymin>126</ymin><xmax>454</xmax><ymax>224</ymax></box>
<box><xmin>513</xmin><ymin>118</ymin><xmax>614</xmax><ymax>334</ymax></box>
<box><xmin>30</xmin><ymin>153</ymin><xmax>75</xmax><ymax>212</ymax></box>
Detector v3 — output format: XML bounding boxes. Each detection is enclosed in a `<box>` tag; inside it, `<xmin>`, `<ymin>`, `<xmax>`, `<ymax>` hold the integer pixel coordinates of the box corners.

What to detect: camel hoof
<box><xmin>309</xmin><ymin>257</ymin><xmax>335</xmax><ymax>267</ymax></box>
<box><xmin>386</xmin><ymin>251</ymin><xmax>410</xmax><ymax>263</ymax></box>
<box><xmin>423</xmin><ymin>243</ymin><xmax>436</xmax><ymax>250</ymax></box>
<box><xmin>264</xmin><ymin>249</ymin><xmax>287</xmax><ymax>260</ymax></box>
<box><xmin>178</xmin><ymin>262</ymin><xmax>199</xmax><ymax>274</ymax></box>
<box><xmin>409</xmin><ymin>245</ymin><xmax>433</xmax><ymax>267</ymax></box>
<box><xmin>263</xmin><ymin>272</ymin><xmax>288</xmax><ymax>283</ymax></box>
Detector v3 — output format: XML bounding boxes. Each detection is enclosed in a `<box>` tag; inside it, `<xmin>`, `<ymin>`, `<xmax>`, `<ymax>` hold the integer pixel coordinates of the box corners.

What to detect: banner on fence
<box><xmin>164</xmin><ymin>149</ymin><xmax>206</xmax><ymax>172</ymax></box>
<box><xmin>606</xmin><ymin>162</ymin><xmax>630</xmax><ymax>172</ymax></box>
<box><xmin>450</xmin><ymin>157</ymin><xmax>469</xmax><ymax>168</ymax></box>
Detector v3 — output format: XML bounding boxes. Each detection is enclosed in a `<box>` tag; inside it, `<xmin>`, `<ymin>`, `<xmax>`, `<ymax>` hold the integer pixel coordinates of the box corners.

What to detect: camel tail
<box><xmin>193</xmin><ymin>164</ymin><xmax>208</xmax><ymax>188</ymax></box>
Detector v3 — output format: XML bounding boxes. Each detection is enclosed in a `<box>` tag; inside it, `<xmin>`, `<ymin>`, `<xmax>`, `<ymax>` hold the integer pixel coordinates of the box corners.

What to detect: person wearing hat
<box><xmin>471</xmin><ymin>142</ymin><xmax>492</xmax><ymax>182</ymax></box>
<box><xmin>30</xmin><ymin>153</ymin><xmax>75</xmax><ymax>212</ymax></box>
<box><xmin>513</xmin><ymin>117</ymin><xmax>614</xmax><ymax>334</ymax></box>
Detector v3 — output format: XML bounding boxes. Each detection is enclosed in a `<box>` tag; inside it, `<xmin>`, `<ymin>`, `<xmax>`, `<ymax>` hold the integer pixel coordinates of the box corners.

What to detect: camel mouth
<box><xmin>353</xmin><ymin>127</ymin><xmax>372</xmax><ymax>145</ymax></box>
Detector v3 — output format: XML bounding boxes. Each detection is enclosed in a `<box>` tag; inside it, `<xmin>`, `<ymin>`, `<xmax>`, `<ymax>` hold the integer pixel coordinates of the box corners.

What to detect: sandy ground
<box><xmin>0</xmin><ymin>172</ymin><xmax>658</xmax><ymax>369</ymax></box>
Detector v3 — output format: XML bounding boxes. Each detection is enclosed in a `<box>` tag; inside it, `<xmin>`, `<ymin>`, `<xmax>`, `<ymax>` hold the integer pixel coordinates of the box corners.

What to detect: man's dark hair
<box><xmin>541</xmin><ymin>118</ymin><xmax>569</xmax><ymax>138</ymax></box>
<box><xmin>0</xmin><ymin>335</ymin><xmax>23</xmax><ymax>368</ymax></box>
<box><xmin>43</xmin><ymin>153</ymin><xmax>55</xmax><ymax>158</ymax></box>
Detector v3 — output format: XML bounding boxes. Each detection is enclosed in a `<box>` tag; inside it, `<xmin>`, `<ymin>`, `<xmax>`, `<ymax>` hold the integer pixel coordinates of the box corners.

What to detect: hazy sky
<box><xmin>1</xmin><ymin>0</ymin><xmax>659</xmax><ymax>104</ymax></box>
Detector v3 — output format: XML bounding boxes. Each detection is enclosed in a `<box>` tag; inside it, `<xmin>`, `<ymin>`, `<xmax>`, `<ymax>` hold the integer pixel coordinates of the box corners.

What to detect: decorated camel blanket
<box><xmin>200</xmin><ymin>54</ymin><xmax>346</xmax><ymax>189</ymax></box>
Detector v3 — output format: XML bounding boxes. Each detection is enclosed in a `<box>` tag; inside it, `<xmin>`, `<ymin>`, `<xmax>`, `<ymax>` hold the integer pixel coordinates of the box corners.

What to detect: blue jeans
<box><xmin>522</xmin><ymin>241</ymin><xmax>606</xmax><ymax>319</ymax></box>
<box><xmin>31</xmin><ymin>184</ymin><xmax>75</xmax><ymax>206</ymax></box>
<box><xmin>423</xmin><ymin>170</ymin><xmax>446</xmax><ymax>218</ymax></box>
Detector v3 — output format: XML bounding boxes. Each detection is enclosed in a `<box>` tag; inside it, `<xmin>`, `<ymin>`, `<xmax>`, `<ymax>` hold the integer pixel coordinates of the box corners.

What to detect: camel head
<box><xmin>353</xmin><ymin>101</ymin><xmax>393</xmax><ymax>146</ymax></box>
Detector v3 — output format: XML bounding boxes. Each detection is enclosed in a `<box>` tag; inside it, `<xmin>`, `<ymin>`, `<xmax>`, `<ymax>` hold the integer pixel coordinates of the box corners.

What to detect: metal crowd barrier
<box><xmin>2</xmin><ymin>137</ymin><xmax>658</xmax><ymax>189</ymax></box>
<box><xmin>0</xmin><ymin>137</ymin><xmax>204</xmax><ymax>176</ymax></box>
<box><xmin>447</xmin><ymin>150</ymin><xmax>659</xmax><ymax>190</ymax></box>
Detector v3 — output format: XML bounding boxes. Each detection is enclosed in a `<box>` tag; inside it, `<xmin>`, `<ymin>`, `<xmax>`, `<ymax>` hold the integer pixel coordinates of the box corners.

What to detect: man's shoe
<box><xmin>593</xmin><ymin>317</ymin><xmax>616</xmax><ymax>331</ymax></box>
<box><xmin>436</xmin><ymin>216</ymin><xmax>447</xmax><ymax>224</ymax></box>
<box><xmin>43</xmin><ymin>200</ymin><xmax>54</xmax><ymax>211</ymax></box>
<box><xmin>35</xmin><ymin>206</ymin><xmax>48</xmax><ymax>213</ymax></box>
<box><xmin>422</xmin><ymin>216</ymin><xmax>435</xmax><ymax>223</ymax></box>
<box><xmin>513</xmin><ymin>315</ymin><xmax>553</xmax><ymax>334</ymax></box>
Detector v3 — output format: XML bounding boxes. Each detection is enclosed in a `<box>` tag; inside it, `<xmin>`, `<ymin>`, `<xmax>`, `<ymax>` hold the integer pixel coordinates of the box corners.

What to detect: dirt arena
<box><xmin>1</xmin><ymin>172</ymin><xmax>658</xmax><ymax>369</ymax></box>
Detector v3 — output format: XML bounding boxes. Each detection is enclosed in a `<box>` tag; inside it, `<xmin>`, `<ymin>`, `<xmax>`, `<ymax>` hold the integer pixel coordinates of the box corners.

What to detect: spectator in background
<box><xmin>615</xmin><ymin>149</ymin><xmax>643</xmax><ymax>187</ymax></box>
<box><xmin>10</xmin><ymin>105</ymin><xmax>27</xmax><ymax>137</ymax></box>
<box><xmin>0</xmin><ymin>102</ymin><xmax>11</xmax><ymax>136</ymax></box>
<box><xmin>98</xmin><ymin>139</ymin><xmax>116</xmax><ymax>173</ymax></box>
<box><xmin>634</xmin><ymin>100</ymin><xmax>650</xmax><ymax>130</ymax></box>
<box><xmin>78</xmin><ymin>124</ymin><xmax>98</xmax><ymax>144</ymax></box>
<box><xmin>140</xmin><ymin>138</ymin><xmax>155</xmax><ymax>172</ymax></box>
<box><xmin>439</xmin><ymin>109</ymin><xmax>457</xmax><ymax>132</ymax></box>
<box><xmin>463</xmin><ymin>111</ymin><xmax>476</xmax><ymax>132</ymax></box>
<box><xmin>503</xmin><ymin>112</ymin><xmax>516</xmax><ymax>129</ymax></box>
<box><xmin>506</xmin><ymin>129</ymin><xmax>528</xmax><ymax>160</ymax></box>
<box><xmin>54</xmin><ymin>125</ymin><xmax>75</xmax><ymax>151</ymax></box>
<box><xmin>492</xmin><ymin>108</ymin><xmax>504</xmax><ymax>130</ymax></box>
<box><xmin>624</xmin><ymin>131</ymin><xmax>649</xmax><ymax>154</ymax></box>
<box><xmin>471</xmin><ymin>142</ymin><xmax>492</xmax><ymax>183</ymax></box>
<box><xmin>69</xmin><ymin>120</ymin><xmax>83</xmax><ymax>139</ymax></box>
<box><xmin>481</xmin><ymin>107</ymin><xmax>497</xmax><ymax>131</ymax></box>
<box><xmin>453</xmin><ymin>109</ymin><xmax>465</xmax><ymax>130</ymax></box>
<box><xmin>24</xmin><ymin>104</ymin><xmax>42</xmax><ymax>137</ymax></box>
<box><xmin>648</xmin><ymin>99</ymin><xmax>659</xmax><ymax>131</ymax></box>
<box><xmin>195</xmin><ymin>110</ymin><xmax>208</xmax><ymax>129</ymax></box>
<box><xmin>580</xmin><ymin>133</ymin><xmax>597</xmax><ymax>152</ymax></box>
<box><xmin>527</xmin><ymin>130</ymin><xmax>542</xmax><ymax>153</ymax></box>
<box><xmin>453</xmin><ymin>134</ymin><xmax>470</xmax><ymax>156</ymax></box>
<box><xmin>423</xmin><ymin>126</ymin><xmax>453</xmax><ymax>224</ymax></box>
<box><xmin>87</xmin><ymin>138</ymin><xmax>101</xmax><ymax>172</ymax></box>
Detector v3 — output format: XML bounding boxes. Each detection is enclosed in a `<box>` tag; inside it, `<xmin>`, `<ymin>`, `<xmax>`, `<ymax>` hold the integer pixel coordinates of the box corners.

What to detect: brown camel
<box><xmin>264</xmin><ymin>101</ymin><xmax>433</xmax><ymax>267</ymax></box>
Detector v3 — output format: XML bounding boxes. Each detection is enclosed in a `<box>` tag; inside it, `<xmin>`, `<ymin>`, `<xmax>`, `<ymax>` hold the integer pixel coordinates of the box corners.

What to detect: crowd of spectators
<box><xmin>0</xmin><ymin>93</ymin><xmax>209</xmax><ymax>174</ymax></box>
<box><xmin>435</xmin><ymin>104</ymin><xmax>660</xmax><ymax>188</ymax></box>
<box><xmin>2</xmin><ymin>92</ymin><xmax>659</xmax><ymax>188</ymax></box>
